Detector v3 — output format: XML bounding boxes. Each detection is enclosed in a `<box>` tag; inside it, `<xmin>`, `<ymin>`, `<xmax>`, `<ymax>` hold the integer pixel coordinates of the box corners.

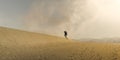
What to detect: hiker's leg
<box><xmin>65</xmin><ymin>36</ymin><xmax>68</xmax><ymax>39</ymax></box>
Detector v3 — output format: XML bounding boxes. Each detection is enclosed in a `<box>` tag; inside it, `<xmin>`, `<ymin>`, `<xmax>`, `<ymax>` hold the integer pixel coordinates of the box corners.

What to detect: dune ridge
<box><xmin>0</xmin><ymin>27</ymin><xmax>120</xmax><ymax>60</ymax></box>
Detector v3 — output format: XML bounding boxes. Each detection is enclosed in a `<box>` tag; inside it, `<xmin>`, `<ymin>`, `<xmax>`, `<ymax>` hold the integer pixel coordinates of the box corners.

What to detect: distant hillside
<box><xmin>77</xmin><ymin>38</ymin><xmax>120</xmax><ymax>43</ymax></box>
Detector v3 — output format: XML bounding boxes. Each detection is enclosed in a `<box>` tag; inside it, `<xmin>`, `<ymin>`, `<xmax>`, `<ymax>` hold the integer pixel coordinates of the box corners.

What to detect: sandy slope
<box><xmin>0</xmin><ymin>27</ymin><xmax>120</xmax><ymax>60</ymax></box>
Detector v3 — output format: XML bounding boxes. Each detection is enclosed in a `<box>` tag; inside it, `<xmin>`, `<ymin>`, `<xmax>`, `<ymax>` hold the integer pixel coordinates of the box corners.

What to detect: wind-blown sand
<box><xmin>0</xmin><ymin>27</ymin><xmax>120</xmax><ymax>60</ymax></box>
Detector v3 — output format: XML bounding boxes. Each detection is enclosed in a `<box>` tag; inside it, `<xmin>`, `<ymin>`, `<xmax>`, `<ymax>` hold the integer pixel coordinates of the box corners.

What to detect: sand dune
<box><xmin>0</xmin><ymin>27</ymin><xmax>120</xmax><ymax>60</ymax></box>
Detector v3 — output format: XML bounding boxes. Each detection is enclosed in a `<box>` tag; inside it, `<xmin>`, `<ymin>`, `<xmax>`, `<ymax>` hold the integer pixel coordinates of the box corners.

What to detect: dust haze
<box><xmin>25</xmin><ymin>0</ymin><xmax>120</xmax><ymax>39</ymax></box>
<box><xmin>25</xmin><ymin>0</ymin><xmax>96</xmax><ymax>39</ymax></box>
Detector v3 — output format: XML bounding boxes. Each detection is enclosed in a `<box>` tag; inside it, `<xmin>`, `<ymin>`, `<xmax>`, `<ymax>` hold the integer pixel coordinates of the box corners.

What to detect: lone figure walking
<box><xmin>64</xmin><ymin>31</ymin><xmax>68</xmax><ymax>39</ymax></box>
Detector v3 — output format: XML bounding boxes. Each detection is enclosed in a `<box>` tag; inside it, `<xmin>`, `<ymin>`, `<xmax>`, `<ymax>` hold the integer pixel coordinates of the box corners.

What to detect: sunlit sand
<box><xmin>0</xmin><ymin>27</ymin><xmax>120</xmax><ymax>60</ymax></box>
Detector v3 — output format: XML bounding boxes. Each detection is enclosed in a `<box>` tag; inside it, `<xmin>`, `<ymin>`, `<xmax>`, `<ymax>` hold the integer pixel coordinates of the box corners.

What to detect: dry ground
<box><xmin>0</xmin><ymin>27</ymin><xmax>120</xmax><ymax>60</ymax></box>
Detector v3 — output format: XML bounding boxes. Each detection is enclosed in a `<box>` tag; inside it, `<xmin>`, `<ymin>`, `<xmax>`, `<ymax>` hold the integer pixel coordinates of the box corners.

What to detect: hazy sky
<box><xmin>0</xmin><ymin>0</ymin><xmax>33</xmax><ymax>28</ymax></box>
<box><xmin>1</xmin><ymin>0</ymin><xmax>120</xmax><ymax>39</ymax></box>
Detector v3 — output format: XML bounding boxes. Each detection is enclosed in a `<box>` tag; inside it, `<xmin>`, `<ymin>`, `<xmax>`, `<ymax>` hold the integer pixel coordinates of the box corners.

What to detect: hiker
<box><xmin>64</xmin><ymin>31</ymin><xmax>68</xmax><ymax>39</ymax></box>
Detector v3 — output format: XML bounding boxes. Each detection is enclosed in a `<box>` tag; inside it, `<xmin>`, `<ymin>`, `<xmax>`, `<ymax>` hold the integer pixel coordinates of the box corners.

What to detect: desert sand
<box><xmin>0</xmin><ymin>27</ymin><xmax>120</xmax><ymax>60</ymax></box>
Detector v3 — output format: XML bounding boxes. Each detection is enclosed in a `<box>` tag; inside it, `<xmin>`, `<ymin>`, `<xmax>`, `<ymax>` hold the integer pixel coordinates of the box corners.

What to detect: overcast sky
<box><xmin>1</xmin><ymin>0</ymin><xmax>120</xmax><ymax>39</ymax></box>
<box><xmin>0</xmin><ymin>0</ymin><xmax>33</xmax><ymax>28</ymax></box>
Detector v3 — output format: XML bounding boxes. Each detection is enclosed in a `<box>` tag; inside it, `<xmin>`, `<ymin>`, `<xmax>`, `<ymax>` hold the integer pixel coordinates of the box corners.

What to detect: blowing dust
<box><xmin>24</xmin><ymin>0</ymin><xmax>97</xmax><ymax>39</ymax></box>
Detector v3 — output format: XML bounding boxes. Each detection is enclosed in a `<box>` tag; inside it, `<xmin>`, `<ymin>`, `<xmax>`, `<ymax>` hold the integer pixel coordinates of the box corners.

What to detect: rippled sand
<box><xmin>0</xmin><ymin>27</ymin><xmax>120</xmax><ymax>60</ymax></box>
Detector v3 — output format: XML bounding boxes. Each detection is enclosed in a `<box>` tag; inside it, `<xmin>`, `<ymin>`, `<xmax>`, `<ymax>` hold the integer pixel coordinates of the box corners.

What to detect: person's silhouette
<box><xmin>64</xmin><ymin>31</ymin><xmax>68</xmax><ymax>39</ymax></box>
